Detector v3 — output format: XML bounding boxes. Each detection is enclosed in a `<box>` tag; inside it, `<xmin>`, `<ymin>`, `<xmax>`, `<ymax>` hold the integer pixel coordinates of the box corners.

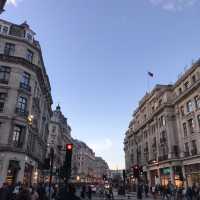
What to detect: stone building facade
<box><xmin>72</xmin><ymin>140</ymin><xmax>109</xmax><ymax>183</ymax></box>
<box><xmin>47</xmin><ymin>105</ymin><xmax>73</xmax><ymax>181</ymax></box>
<box><xmin>124</xmin><ymin>60</ymin><xmax>200</xmax><ymax>188</ymax></box>
<box><xmin>0</xmin><ymin>19</ymin><xmax>52</xmax><ymax>185</ymax></box>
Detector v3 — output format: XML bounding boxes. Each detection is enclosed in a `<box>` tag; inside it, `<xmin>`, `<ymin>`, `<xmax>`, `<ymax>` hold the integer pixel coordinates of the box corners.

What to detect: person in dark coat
<box><xmin>0</xmin><ymin>183</ymin><xmax>10</xmax><ymax>200</ymax></box>
<box><xmin>87</xmin><ymin>186</ymin><xmax>92</xmax><ymax>200</ymax></box>
<box><xmin>81</xmin><ymin>185</ymin><xmax>86</xmax><ymax>199</ymax></box>
<box><xmin>15</xmin><ymin>184</ymin><xmax>31</xmax><ymax>200</ymax></box>
<box><xmin>137</xmin><ymin>183</ymin><xmax>143</xmax><ymax>199</ymax></box>
<box><xmin>56</xmin><ymin>184</ymin><xmax>81</xmax><ymax>200</ymax></box>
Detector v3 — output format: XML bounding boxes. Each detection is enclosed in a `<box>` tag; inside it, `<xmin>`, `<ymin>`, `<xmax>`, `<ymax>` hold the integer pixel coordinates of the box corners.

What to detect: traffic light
<box><xmin>123</xmin><ymin>170</ymin><xmax>126</xmax><ymax>181</ymax></box>
<box><xmin>63</xmin><ymin>143</ymin><xmax>73</xmax><ymax>182</ymax></box>
<box><xmin>133</xmin><ymin>165</ymin><xmax>140</xmax><ymax>178</ymax></box>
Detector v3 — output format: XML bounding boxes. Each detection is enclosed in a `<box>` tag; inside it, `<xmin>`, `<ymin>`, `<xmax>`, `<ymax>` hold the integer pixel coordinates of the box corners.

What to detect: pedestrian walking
<box><xmin>144</xmin><ymin>183</ymin><xmax>149</xmax><ymax>197</ymax></box>
<box><xmin>87</xmin><ymin>185</ymin><xmax>92</xmax><ymax>200</ymax></box>
<box><xmin>16</xmin><ymin>184</ymin><xmax>31</xmax><ymax>200</ymax></box>
<box><xmin>81</xmin><ymin>185</ymin><xmax>86</xmax><ymax>199</ymax></box>
<box><xmin>31</xmin><ymin>187</ymin><xmax>39</xmax><ymax>200</ymax></box>
<box><xmin>56</xmin><ymin>184</ymin><xmax>81</xmax><ymax>200</ymax></box>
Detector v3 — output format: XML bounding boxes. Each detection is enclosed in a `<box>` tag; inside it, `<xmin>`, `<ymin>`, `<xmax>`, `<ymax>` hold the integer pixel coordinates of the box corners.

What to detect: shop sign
<box><xmin>162</xmin><ymin>168</ymin><xmax>171</xmax><ymax>175</ymax></box>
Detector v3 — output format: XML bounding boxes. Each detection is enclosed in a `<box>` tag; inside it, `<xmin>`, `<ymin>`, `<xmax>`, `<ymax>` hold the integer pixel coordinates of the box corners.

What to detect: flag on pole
<box><xmin>148</xmin><ymin>71</ymin><xmax>154</xmax><ymax>77</ymax></box>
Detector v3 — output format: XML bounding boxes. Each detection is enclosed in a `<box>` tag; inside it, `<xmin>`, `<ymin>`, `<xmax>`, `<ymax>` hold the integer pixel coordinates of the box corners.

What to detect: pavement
<box><xmin>79</xmin><ymin>192</ymin><xmax>160</xmax><ymax>200</ymax></box>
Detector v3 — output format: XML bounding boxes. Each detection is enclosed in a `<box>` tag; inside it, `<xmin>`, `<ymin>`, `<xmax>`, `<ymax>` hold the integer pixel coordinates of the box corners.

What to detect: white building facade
<box><xmin>0</xmin><ymin>19</ymin><xmax>52</xmax><ymax>186</ymax></box>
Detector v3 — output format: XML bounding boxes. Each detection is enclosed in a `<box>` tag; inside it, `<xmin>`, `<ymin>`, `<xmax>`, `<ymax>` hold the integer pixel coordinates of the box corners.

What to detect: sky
<box><xmin>3</xmin><ymin>0</ymin><xmax>200</xmax><ymax>169</ymax></box>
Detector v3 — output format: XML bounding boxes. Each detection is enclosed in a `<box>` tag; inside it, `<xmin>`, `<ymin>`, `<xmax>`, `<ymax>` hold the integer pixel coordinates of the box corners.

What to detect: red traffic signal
<box><xmin>66</xmin><ymin>144</ymin><xmax>73</xmax><ymax>151</ymax></box>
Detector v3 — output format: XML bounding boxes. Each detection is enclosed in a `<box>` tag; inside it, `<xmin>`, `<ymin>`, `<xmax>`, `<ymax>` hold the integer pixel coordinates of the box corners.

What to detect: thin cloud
<box><xmin>89</xmin><ymin>138</ymin><xmax>113</xmax><ymax>152</ymax></box>
<box><xmin>149</xmin><ymin>0</ymin><xmax>198</xmax><ymax>11</ymax></box>
<box><xmin>7</xmin><ymin>0</ymin><xmax>23</xmax><ymax>6</ymax></box>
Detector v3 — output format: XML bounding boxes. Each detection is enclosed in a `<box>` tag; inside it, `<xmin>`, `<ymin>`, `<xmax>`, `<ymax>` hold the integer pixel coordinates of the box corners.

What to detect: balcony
<box><xmin>0</xmin><ymin>78</ymin><xmax>8</xmax><ymax>84</ymax></box>
<box><xmin>20</xmin><ymin>82</ymin><xmax>31</xmax><ymax>92</ymax></box>
<box><xmin>158</xmin><ymin>155</ymin><xmax>168</xmax><ymax>161</ymax></box>
<box><xmin>15</xmin><ymin>107</ymin><xmax>28</xmax><ymax>117</ymax></box>
<box><xmin>184</xmin><ymin>151</ymin><xmax>190</xmax><ymax>157</ymax></box>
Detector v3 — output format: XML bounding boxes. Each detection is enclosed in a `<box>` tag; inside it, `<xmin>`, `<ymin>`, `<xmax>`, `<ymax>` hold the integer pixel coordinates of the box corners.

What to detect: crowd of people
<box><xmin>0</xmin><ymin>181</ymin><xmax>74</xmax><ymax>200</ymax></box>
<box><xmin>136</xmin><ymin>181</ymin><xmax>200</xmax><ymax>200</ymax></box>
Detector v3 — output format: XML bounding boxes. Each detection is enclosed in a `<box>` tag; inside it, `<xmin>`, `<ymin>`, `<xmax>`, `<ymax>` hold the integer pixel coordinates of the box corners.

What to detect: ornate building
<box><xmin>0</xmin><ymin>19</ymin><xmax>52</xmax><ymax>185</ymax></box>
<box><xmin>47</xmin><ymin>105</ymin><xmax>73</xmax><ymax>181</ymax></box>
<box><xmin>124</xmin><ymin>60</ymin><xmax>200</xmax><ymax>187</ymax></box>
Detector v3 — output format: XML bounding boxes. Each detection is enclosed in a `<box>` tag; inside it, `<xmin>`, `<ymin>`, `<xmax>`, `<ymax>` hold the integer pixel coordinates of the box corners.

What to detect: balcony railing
<box><xmin>184</xmin><ymin>151</ymin><xmax>190</xmax><ymax>157</ymax></box>
<box><xmin>20</xmin><ymin>82</ymin><xmax>31</xmax><ymax>92</ymax></box>
<box><xmin>0</xmin><ymin>79</ymin><xmax>8</xmax><ymax>84</ymax></box>
<box><xmin>158</xmin><ymin>154</ymin><xmax>168</xmax><ymax>161</ymax></box>
<box><xmin>15</xmin><ymin>107</ymin><xmax>29</xmax><ymax>117</ymax></box>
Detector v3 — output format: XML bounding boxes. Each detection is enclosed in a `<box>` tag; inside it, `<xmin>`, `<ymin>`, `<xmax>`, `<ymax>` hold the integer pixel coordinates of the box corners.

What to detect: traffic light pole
<box><xmin>49</xmin><ymin>148</ymin><xmax>54</xmax><ymax>200</ymax></box>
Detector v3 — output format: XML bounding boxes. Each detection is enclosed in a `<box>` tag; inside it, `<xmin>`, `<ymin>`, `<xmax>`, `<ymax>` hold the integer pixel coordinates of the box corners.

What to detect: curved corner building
<box><xmin>0</xmin><ymin>19</ymin><xmax>52</xmax><ymax>185</ymax></box>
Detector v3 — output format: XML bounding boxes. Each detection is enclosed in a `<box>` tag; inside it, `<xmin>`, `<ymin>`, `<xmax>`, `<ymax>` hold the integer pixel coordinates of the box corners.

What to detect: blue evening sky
<box><xmin>3</xmin><ymin>0</ymin><xmax>200</xmax><ymax>169</ymax></box>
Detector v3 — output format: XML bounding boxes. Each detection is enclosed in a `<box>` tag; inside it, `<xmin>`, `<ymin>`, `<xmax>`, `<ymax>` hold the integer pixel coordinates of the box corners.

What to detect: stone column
<box><xmin>17</xmin><ymin>160</ymin><xmax>26</xmax><ymax>183</ymax></box>
<box><xmin>170</xmin><ymin>166</ymin><xmax>175</xmax><ymax>185</ymax></box>
<box><xmin>0</xmin><ymin>155</ymin><xmax>9</xmax><ymax>182</ymax></box>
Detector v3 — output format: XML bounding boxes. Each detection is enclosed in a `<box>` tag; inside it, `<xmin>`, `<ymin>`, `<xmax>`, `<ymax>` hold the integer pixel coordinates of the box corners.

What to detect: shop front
<box><xmin>6</xmin><ymin>160</ymin><xmax>21</xmax><ymax>184</ymax></box>
<box><xmin>149</xmin><ymin>169</ymin><xmax>158</xmax><ymax>186</ymax></box>
<box><xmin>23</xmin><ymin>163</ymin><xmax>33</xmax><ymax>186</ymax></box>
<box><xmin>184</xmin><ymin>163</ymin><xmax>200</xmax><ymax>187</ymax></box>
<box><xmin>160</xmin><ymin>167</ymin><xmax>170</xmax><ymax>186</ymax></box>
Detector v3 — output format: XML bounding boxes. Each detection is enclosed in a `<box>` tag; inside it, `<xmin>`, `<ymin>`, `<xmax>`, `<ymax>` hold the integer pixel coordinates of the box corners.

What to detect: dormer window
<box><xmin>26</xmin><ymin>32</ymin><xmax>33</xmax><ymax>42</ymax></box>
<box><xmin>184</xmin><ymin>81</ymin><xmax>189</xmax><ymax>89</ymax></box>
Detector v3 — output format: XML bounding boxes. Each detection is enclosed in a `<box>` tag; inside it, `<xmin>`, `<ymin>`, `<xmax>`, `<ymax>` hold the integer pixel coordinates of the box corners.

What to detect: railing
<box><xmin>20</xmin><ymin>82</ymin><xmax>31</xmax><ymax>92</ymax></box>
<box><xmin>158</xmin><ymin>154</ymin><xmax>168</xmax><ymax>161</ymax></box>
<box><xmin>15</xmin><ymin>107</ymin><xmax>29</xmax><ymax>117</ymax></box>
<box><xmin>0</xmin><ymin>79</ymin><xmax>8</xmax><ymax>84</ymax></box>
<box><xmin>184</xmin><ymin>151</ymin><xmax>190</xmax><ymax>157</ymax></box>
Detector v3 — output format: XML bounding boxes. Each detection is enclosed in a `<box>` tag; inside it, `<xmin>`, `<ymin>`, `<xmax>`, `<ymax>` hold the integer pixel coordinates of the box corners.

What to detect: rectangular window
<box><xmin>26</xmin><ymin>49</ymin><xmax>34</xmax><ymax>63</ymax></box>
<box><xmin>0</xmin><ymin>93</ymin><xmax>6</xmax><ymax>112</ymax></box>
<box><xmin>183</xmin><ymin>123</ymin><xmax>187</xmax><ymax>137</ymax></box>
<box><xmin>191</xmin><ymin>140</ymin><xmax>197</xmax><ymax>155</ymax></box>
<box><xmin>188</xmin><ymin>119</ymin><xmax>195</xmax><ymax>133</ymax></box>
<box><xmin>0</xmin><ymin>66</ymin><xmax>11</xmax><ymax>84</ymax></box>
<box><xmin>194</xmin><ymin>96</ymin><xmax>200</xmax><ymax>109</ymax></box>
<box><xmin>180</xmin><ymin>106</ymin><xmax>185</xmax><ymax>117</ymax></box>
<box><xmin>20</xmin><ymin>72</ymin><xmax>31</xmax><ymax>91</ymax></box>
<box><xmin>187</xmin><ymin>100</ymin><xmax>194</xmax><ymax>112</ymax></box>
<box><xmin>12</xmin><ymin>125</ymin><xmax>24</xmax><ymax>148</ymax></box>
<box><xmin>179</xmin><ymin>88</ymin><xmax>182</xmax><ymax>95</ymax></box>
<box><xmin>185</xmin><ymin>142</ymin><xmax>189</xmax><ymax>156</ymax></box>
<box><xmin>192</xmin><ymin>75</ymin><xmax>196</xmax><ymax>83</ymax></box>
<box><xmin>16</xmin><ymin>96</ymin><xmax>27</xmax><ymax>113</ymax></box>
<box><xmin>4</xmin><ymin>43</ymin><xmax>15</xmax><ymax>56</ymax></box>
<box><xmin>197</xmin><ymin>115</ymin><xmax>200</xmax><ymax>129</ymax></box>
<box><xmin>2</xmin><ymin>26</ymin><xmax>8</xmax><ymax>34</ymax></box>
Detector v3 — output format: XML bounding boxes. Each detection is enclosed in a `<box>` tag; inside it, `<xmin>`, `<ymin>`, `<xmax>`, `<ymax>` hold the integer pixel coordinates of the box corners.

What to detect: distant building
<box><xmin>0</xmin><ymin>19</ymin><xmax>52</xmax><ymax>185</ymax></box>
<box><xmin>124</xmin><ymin>60</ymin><xmax>200</xmax><ymax>187</ymax></box>
<box><xmin>47</xmin><ymin>105</ymin><xmax>73</xmax><ymax>181</ymax></box>
<box><xmin>73</xmin><ymin>140</ymin><xmax>109</xmax><ymax>183</ymax></box>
